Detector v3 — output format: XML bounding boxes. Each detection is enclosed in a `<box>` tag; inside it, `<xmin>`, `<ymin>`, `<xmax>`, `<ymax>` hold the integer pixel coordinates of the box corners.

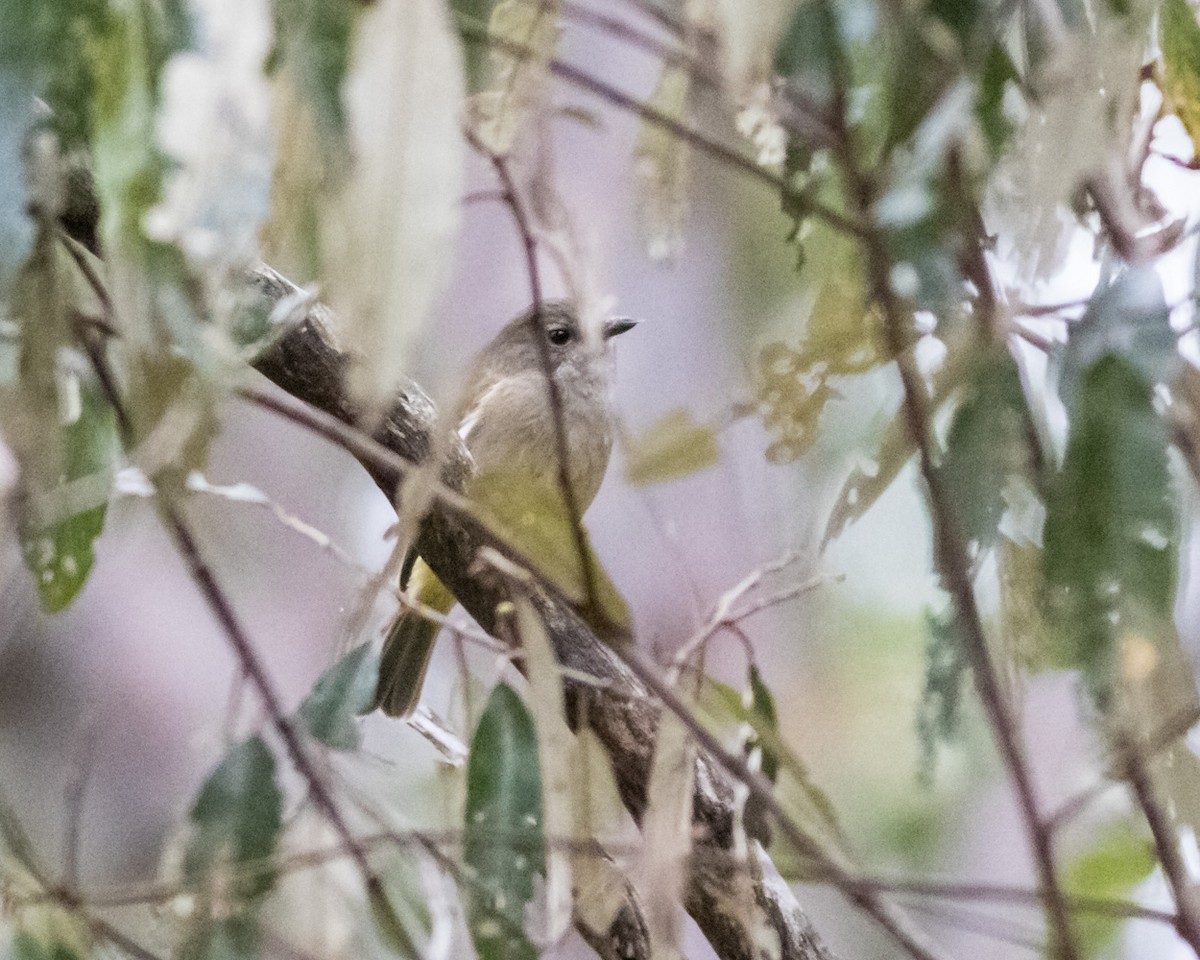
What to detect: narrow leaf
<box><xmin>468</xmin><ymin>0</ymin><xmax>561</xmax><ymax>153</ymax></box>
<box><xmin>297</xmin><ymin>644</ymin><xmax>380</xmax><ymax>750</ymax></box>
<box><xmin>511</xmin><ymin>594</ymin><xmax>573</xmax><ymax>941</ymax></box>
<box><xmin>1043</xmin><ymin>356</ymin><xmax>1178</xmax><ymax>704</ymax></box>
<box><xmin>1161</xmin><ymin>0</ymin><xmax>1200</xmax><ymax>159</ymax></box>
<box><xmin>633</xmin><ymin>66</ymin><xmax>691</xmax><ymax>261</ymax></box>
<box><xmin>823</xmin><ymin>338</ymin><xmax>972</xmax><ymax>545</ymax></box>
<box><xmin>323</xmin><ymin>0</ymin><xmax>464</xmax><ymax>410</ymax></box>
<box><xmin>1058</xmin><ymin>266</ymin><xmax>1177</xmax><ymax>408</ymax></box>
<box><xmin>18</xmin><ymin>380</ymin><xmax>116</xmax><ymax>612</ymax></box>
<box><xmin>624</xmin><ymin>408</ymin><xmax>719</xmax><ymax>486</ymax></box>
<box><xmin>183</xmin><ymin>736</ymin><xmax>283</xmax><ymax>902</ymax></box>
<box><xmin>939</xmin><ymin>350</ymin><xmax>1035</xmax><ymax>551</ymax></box>
<box><xmin>636</xmin><ymin>711</ymin><xmax>694</xmax><ymax>957</ymax></box>
<box><xmin>696</xmin><ymin>676</ymin><xmax>845</xmax><ymax>852</ymax></box>
<box><xmin>464</xmin><ymin>683</ymin><xmax>544</xmax><ymax>960</ymax></box>
<box><xmin>916</xmin><ymin>603</ymin><xmax>966</xmax><ymax>783</ymax></box>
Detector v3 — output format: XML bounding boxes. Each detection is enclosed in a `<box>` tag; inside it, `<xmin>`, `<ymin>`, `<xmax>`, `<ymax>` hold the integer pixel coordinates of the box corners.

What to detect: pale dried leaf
<box><xmin>822</xmin><ymin>335</ymin><xmax>972</xmax><ymax>546</ymax></box>
<box><xmin>149</xmin><ymin>0</ymin><xmax>273</xmax><ymax>267</ymax></box>
<box><xmin>324</xmin><ymin>0</ymin><xmax>465</xmax><ymax>410</ymax></box>
<box><xmin>692</xmin><ymin>0</ymin><xmax>792</xmax><ymax>95</ymax></box>
<box><xmin>635</xmin><ymin>711</ymin><xmax>695</xmax><ymax>959</ymax></box>
<box><xmin>624</xmin><ymin>408</ymin><xmax>719</xmax><ymax>486</ymax></box>
<box><xmin>469</xmin><ymin>0</ymin><xmax>561</xmax><ymax>154</ymax></box>
<box><xmin>634</xmin><ymin>66</ymin><xmax>691</xmax><ymax>261</ymax></box>
<box><xmin>512</xmin><ymin>593</ymin><xmax>574</xmax><ymax>942</ymax></box>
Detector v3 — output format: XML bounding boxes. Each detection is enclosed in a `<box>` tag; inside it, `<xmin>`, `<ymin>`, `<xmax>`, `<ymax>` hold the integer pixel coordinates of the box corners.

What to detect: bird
<box><xmin>372</xmin><ymin>300</ymin><xmax>637</xmax><ymax>717</ymax></box>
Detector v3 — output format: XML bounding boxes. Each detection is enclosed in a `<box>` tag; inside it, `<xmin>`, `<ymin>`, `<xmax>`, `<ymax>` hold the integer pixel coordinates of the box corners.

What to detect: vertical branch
<box><xmin>810</xmin><ymin>9</ymin><xmax>1081</xmax><ymax>959</ymax></box>
<box><xmin>466</xmin><ymin>131</ymin><xmax>602</xmax><ymax>617</ymax></box>
<box><xmin>1122</xmin><ymin>740</ymin><xmax>1200</xmax><ymax>955</ymax></box>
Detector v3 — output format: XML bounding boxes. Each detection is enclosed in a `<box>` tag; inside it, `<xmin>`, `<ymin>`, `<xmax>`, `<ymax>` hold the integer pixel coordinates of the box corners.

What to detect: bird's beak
<box><xmin>603</xmin><ymin>317</ymin><xmax>638</xmax><ymax>339</ymax></box>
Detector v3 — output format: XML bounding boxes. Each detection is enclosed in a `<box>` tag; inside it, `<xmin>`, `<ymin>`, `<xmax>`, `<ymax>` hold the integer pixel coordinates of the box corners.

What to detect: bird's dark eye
<box><xmin>548</xmin><ymin>326</ymin><xmax>571</xmax><ymax>346</ymax></box>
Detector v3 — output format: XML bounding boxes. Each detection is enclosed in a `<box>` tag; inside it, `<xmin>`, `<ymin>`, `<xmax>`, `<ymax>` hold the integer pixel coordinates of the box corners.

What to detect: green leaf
<box><xmin>18</xmin><ymin>383</ymin><xmax>116</xmax><ymax>613</ymax></box>
<box><xmin>9</xmin><ymin>932</ymin><xmax>83</xmax><ymax>960</ymax></box>
<box><xmin>183</xmin><ymin>736</ymin><xmax>283</xmax><ymax>902</ymax></box>
<box><xmin>449</xmin><ymin>0</ymin><xmax>495</xmax><ymax>92</ymax></box>
<box><xmin>747</xmin><ymin>666</ymin><xmax>780</xmax><ymax>785</ymax></box>
<box><xmin>916</xmin><ymin>602</ymin><xmax>966</xmax><ymax>783</ymax></box>
<box><xmin>976</xmin><ymin>43</ymin><xmax>1017</xmax><ymax>154</ymax></box>
<box><xmin>928</xmin><ymin>0</ymin><xmax>981</xmax><ymax>47</ymax></box>
<box><xmin>90</xmin><ymin>0</ymin><xmax>187</xmax><ymax>252</ymax></box>
<box><xmin>883</xmin><ymin>18</ymin><xmax>957</xmax><ymax>152</ymax></box>
<box><xmin>470</xmin><ymin>470</ymin><xmax>631</xmax><ymax>636</ymax></box>
<box><xmin>178</xmin><ymin>915</ymin><xmax>259</xmax><ymax>960</ymax></box>
<box><xmin>464</xmin><ymin>683</ymin><xmax>544</xmax><ymax>960</ymax></box>
<box><xmin>1161</xmin><ymin>0</ymin><xmax>1200</xmax><ymax>158</ymax></box>
<box><xmin>939</xmin><ymin>350</ymin><xmax>1034</xmax><ymax>551</ymax></box>
<box><xmin>633</xmin><ymin>65</ymin><xmax>691</xmax><ymax>262</ymax></box>
<box><xmin>0</xmin><ymin>0</ymin><xmax>115</xmax><ymax>148</ymax></box>
<box><xmin>297</xmin><ymin>644</ymin><xmax>380</xmax><ymax>750</ymax></box>
<box><xmin>773</xmin><ymin>0</ymin><xmax>838</xmax><ymax>108</ymax></box>
<box><xmin>1064</xmin><ymin>820</ymin><xmax>1155</xmax><ymax>956</ymax></box>
<box><xmin>624</xmin><ymin>408</ymin><xmax>719</xmax><ymax>486</ymax></box>
<box><xmin>266</xmin><ymin>0</ymin><xmax>357</xmax><ymax>140</ymax></box>
<box><xmin>1058</xmin><ymin>266</ymin><xmax>1177</xmax><ymax>408</ymax></box>
<box><xmin>1043</xmin><ymin>356</ymin><xmax>1178</xmax><ymax>704</ymax></box>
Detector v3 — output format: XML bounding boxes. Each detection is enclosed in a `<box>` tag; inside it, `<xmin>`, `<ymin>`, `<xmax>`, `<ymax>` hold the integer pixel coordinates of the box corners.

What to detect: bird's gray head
<box><xmin>476</xmin><ymin>300</ymin><xmax>636</xmax><ymax>383</ymax></box>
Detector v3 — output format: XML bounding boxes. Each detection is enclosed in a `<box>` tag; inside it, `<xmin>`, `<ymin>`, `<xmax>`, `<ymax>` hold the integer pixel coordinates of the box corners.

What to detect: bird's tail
<box><xmin>373</xmin><ymin>558</ymin><xmax>456</xmax><ymax>718</ymax></box>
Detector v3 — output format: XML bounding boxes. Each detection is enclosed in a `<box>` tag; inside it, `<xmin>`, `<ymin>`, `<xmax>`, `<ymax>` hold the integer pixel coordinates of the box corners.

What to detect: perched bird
<box><xmin>372</xmin><ymin>301</ymin><xmax>636</xmax><ymax>717</ymax></box>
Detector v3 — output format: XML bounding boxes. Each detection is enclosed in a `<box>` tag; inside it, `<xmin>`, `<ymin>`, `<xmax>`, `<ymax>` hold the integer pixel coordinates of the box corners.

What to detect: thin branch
<box><xmin>561</xmin><ymin>1</ymin><xmax>722</xmax><ymax>89</ymax></box>
<box><xmin>670</xmin><ymin>551</ymin><xmax>805</xmax><ymax>676</ymax></box>
<box><xmin>616</xmin><ymin>646</ymin><xmax>957</xmax><ymax>960</ymax></box>
<box><xmin>61</xmin><ymin>246</ymin><xmax>400</xmax><ymax>937</ymax></box>
<box><xmin>1045</xmin><ymin>703</ymin><xmax>1200</xmax><ymax>833</ymax></box>
<box><xmin>467</xmin><ymin>133</ymin><xmax>604</xmax><ymax>624</ymax></box>
<box><xmin>61</xmin><ymin>721</ymin><xmax>98</xmax><ymax>891</ymax></box>
<box><xmin>1121</xmin><ymin>736</ymin><xmax>1200</xmax><ymax>954</ymax></box>
<box><xmin>452</xmin><ymin>14</ymin><xmax>868</xmax><ymax>239</ymax></box>
<box><xmin>31</xmin><ymin>824</ymin><xmax>1178</xmax><ymax>931</ymax></box>
<box><xmin>84</xmin><ymin>914</ymin><xmax>168</xmax><ymax>960</ymax></box>
<box><xmin>816</xmin><ymin>6</ymin><xmax>1081</xmax><ymax>957</ymax></box>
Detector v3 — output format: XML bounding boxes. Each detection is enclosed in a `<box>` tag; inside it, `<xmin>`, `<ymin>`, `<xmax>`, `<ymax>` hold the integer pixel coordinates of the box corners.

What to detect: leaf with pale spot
<box><xmin>19</xmin><ymin>381</ymin><xmax>116</xmax><ymax>613</ymax></box>
<box><xmin>464</xmin><ymin>683</ymin><xmax>544</xmax><ymax>960</ymax></box>
<box><xmin>940</xmin><ymin>350</ymin><xmax>1035</xmax><ymax>551</ymax></box>
<box><xmin>183</xmin><ymin>736</ymin><xmax>283</xmax><ymax>903</ymax></box>
<box><xmin>1043</xmin><ymin>355</ymin><xmax>1178</xmax><ymax>705</ymax></box>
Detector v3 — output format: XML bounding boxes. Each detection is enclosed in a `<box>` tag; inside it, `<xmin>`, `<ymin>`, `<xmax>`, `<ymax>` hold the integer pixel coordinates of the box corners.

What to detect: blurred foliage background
<box><xmin>4</xmin><ymin>0</ymin><xmax>1200</xmax><ymax>959</ymax></box>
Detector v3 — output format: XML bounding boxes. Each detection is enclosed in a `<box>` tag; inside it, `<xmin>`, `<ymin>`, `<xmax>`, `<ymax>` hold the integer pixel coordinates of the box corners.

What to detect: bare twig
<box><xmin>670</xmin><ymin>551</ymin><xmax>805</xmax><ymax>676</ymax></box>
<box><xmin>1045</xmin><ymin>703</ymin><xmax>1200</xmax><ymax>833</ymax></box>
<box><xmin>61</xmin><ymin>721</ymin><xmax>98</xmax><ymax>892</ymax></box>
<box><xmin>561</xmin><ymin>1</ymin><xmax>721</xmax><ymax>89</ymax></box>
